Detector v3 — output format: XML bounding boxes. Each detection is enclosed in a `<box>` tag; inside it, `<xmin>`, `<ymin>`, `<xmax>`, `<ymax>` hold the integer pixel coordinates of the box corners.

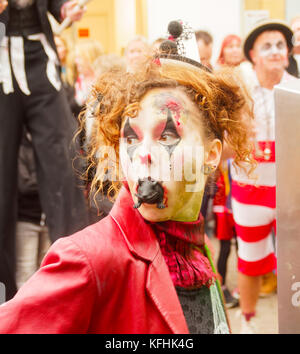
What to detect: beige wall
<box><xmin>75</xmin><ymin>0</ymin><xmax>116</xmax><ymax>53</ymax></box>
<box><xmin>115</xmin><ymin>0</ymin><xmax>136</xmax><ymax>55</ymax></box>
<box><xmin>244</xmin><ymin>0</ymin><xmax>286</xmax><ymax>19</ymax></box>
<box><xmin>59</xmin><ymin>0</ymin><xmax>148</xmax><ymax>55</ymax></box>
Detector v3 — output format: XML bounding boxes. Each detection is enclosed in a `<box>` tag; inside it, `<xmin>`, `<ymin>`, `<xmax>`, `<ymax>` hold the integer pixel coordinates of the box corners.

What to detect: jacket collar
<box><xmin>110</xmin><ymin>187</ymin><xmax>189</xmax><ymax>333</ymax></box>
<box><xmin>110</xmin><ymin>186</ymin><xmax>159</xmax><ymax>262</ymax></box>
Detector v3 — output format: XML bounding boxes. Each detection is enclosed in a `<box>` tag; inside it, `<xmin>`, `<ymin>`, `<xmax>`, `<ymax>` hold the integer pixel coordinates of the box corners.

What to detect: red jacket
<box><xmin>0</xmin><ymin>187</ymin><xmax>189</xmax><ymax>334</ymax></box>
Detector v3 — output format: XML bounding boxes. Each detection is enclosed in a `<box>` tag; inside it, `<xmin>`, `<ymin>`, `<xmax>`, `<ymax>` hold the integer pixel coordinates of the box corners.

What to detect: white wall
<box><xmin>115</xmin><ymin>0</ymin><xmax>136</xmax><ymax>53</ymax></box>
<box><xmin>286</xmin><ymin>0</ymin><xmax>300</xmax><ymax>24</ymax></box>
<box><xmin>146</xmin><ymin>0</ymin><xmax>242</xmax><ymax>65</ymax></box>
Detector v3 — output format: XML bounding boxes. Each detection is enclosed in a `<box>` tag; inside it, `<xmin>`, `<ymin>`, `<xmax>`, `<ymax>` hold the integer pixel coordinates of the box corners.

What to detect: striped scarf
<box><xmin>150</xmin><ymin>215</ymin><xmax>216</xmax><ymax>289</ymax></box>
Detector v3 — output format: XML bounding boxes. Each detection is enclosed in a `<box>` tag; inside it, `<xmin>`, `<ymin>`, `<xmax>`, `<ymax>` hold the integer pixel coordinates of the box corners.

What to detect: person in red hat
<box><xmin>230</xmin><ymin>19</ymin><xmax>298</xmax><ymax>333</ymax></box>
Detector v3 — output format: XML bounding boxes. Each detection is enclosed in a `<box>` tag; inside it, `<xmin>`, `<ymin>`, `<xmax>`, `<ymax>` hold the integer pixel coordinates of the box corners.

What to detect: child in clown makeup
<box><xmin>0</xmin><ymin>59</ymin><xmax>255</xmax><ymax>334</ymax></box>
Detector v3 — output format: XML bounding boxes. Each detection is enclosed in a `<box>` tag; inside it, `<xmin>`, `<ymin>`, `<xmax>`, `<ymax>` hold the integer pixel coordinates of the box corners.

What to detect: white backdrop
<box><xmin>286</xmin><ymin>0</ymin><xmax>300</xmax><ymax>23</ymax></box>
<box><xmin>146</xmin><ymin>0</ymin><xmax>242</xmax><ymax>65</ymax></box>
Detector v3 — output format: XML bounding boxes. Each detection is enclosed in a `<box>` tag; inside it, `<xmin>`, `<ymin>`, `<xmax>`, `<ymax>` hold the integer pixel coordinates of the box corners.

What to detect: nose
<box><xmin>139</xmin><ymin>153</ymin><xmax>152</xmax><ymax>165</ymax></box>
<box><xmin>137</xmin><ymin>137</ymin><xmax>153</xmax><ymax>163</ymax></box>
<box><xmin>270</xmin><ymin>46</ymin><xmax>278</xmax><ymax>55</ymax></box>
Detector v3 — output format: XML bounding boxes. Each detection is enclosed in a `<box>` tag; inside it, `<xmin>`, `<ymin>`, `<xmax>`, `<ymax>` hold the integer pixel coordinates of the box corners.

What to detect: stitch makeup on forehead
<box><xmin>154</xmin><ymin>92</ymin><xmax>185</xmax><ymax>128</ymax></box>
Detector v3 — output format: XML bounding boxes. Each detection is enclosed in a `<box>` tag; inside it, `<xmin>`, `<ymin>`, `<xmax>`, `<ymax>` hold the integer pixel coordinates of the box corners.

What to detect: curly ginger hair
<box><xmin>78</xmin><ymin>59</ymin><xmax>256</xmax><ymax>200</ymax></box>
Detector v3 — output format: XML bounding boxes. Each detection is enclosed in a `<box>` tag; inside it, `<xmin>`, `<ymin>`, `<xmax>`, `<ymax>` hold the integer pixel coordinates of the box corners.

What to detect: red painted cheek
<box><xmin>153</xmin><ymin>121</ymin><xmax>167</xmax><ymax>139</ymax></box>
<box><xmin>121</xmin><ymin>123</ymin><xmax>143</xmax><ymax>139</ymax></box>
<box><xmin>131</xmin><ymin>125</ymin><xmax>143</xmax><ymax>139</ymax></box>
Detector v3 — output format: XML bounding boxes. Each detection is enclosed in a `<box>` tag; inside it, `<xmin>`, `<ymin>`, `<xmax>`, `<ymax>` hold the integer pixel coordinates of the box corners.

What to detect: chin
<box><xmin>137</xmin><ymin>204</ymin><xmax>171</xmax><ymax>222</ymax></box>
<box><xmin>267</xmin><ymin>61</ymin><xmax>284</xmax><ymax>70</ymax></box>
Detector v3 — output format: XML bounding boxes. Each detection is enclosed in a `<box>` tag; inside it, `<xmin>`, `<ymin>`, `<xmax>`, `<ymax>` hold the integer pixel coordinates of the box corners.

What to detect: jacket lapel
<box><xmin>146</xmin><ymin>249</ymin><xmax>189</xmax><ymax>333</ymax></box>
<box><xmin>110</xmin><ymin>187</ymin><xmax>158</xmax><ymax>262</ymax></box>
<box><xmin>35</xmin><ymin>0</ymin><xmax>43</xmax><ymax>15</ymax></box>
<box><xmin>110</xmin><ymin>187</ymin><xmax>189</xmax><ymax>333</ymax></box>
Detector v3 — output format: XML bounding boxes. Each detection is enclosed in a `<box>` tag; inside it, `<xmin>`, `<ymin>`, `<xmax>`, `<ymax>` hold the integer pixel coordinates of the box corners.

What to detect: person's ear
<box><xmin>204</xmin><ymin>138</ymin><xmax>222</xmax><ymax>170</ymax></box>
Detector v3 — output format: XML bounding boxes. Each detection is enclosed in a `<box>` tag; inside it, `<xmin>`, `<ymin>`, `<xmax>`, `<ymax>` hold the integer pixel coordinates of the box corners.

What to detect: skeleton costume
<box><xmin>0</xmin><ymin>0</ymin><xmax>88</xmax><ymax>300</ymax></box>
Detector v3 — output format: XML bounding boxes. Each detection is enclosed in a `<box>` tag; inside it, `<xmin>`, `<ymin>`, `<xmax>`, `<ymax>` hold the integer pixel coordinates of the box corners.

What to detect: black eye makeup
<box><xmin>276</xmin><ymin>41</ymin><xmax>285</xmax><ymax>49</ymax></box>
<box><xmin>159</xmin><ymin>110</ymin><xmax>181</xmax><ymax>156</ymax></box>
<box><xmin>123</xmin><ymin>118</ymin><xmax>140</xmax><ymax>160</ymax></box>
<box><xmin>122</xmin><ymin>108</ymin><xmax>182</xmax><ymax>163</ymax></box>
<box><xmin>262</xmin><ymin>43</ymin><xmax>272</xmax><ymax>50</ymax></box>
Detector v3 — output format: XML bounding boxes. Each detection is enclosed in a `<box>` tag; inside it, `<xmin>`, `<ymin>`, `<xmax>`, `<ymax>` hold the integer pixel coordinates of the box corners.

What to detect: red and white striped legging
<box><xmin>231</xmin><ymin>154</ymin><xmax>277</xmax><ymax>276</ymax></box>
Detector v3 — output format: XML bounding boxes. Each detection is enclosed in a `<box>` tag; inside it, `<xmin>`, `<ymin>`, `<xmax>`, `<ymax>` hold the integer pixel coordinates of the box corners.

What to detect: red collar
<box><xmin>110</xmin><ymin>187</ymin><xmax>160</xmax><ymax>262</ymax></box>
<box><xmin>110</xmin><ymin>186</ymin><xmax>214</xmax><ymax>289</ymax></box>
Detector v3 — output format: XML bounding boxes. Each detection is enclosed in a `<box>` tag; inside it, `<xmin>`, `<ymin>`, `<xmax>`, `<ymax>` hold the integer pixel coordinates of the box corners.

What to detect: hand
<box><xmin>0</xmin><ymin>0</ymin><xmax>8</xmax><ymax>14</ymax></box>
<box><xmin>62</xmin><ymin>0</ymin><xmax>86</xmax><ymax>22</ymax></box>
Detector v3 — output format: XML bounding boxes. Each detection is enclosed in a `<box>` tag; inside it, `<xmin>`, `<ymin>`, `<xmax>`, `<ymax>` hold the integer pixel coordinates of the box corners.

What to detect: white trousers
<box><xmin>15</xmin><ymin>221</ymin><xmax>51</xmax><ymax>289</ymax></box>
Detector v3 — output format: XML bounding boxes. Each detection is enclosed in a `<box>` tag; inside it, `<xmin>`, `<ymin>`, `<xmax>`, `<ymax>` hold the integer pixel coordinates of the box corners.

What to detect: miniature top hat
<box><xmin>157</xmin><ymin>20</ymin><xmax>212</xmax><ymax>73</ymax></box>
<box><xmin>243</xmin><ymin>18</ymin><xmax>294</xmax><ymax>62</ymax></box>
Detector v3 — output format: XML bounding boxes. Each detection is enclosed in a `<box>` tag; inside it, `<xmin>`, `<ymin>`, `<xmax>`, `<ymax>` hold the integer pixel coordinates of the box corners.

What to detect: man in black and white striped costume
<box><xmin>0</xmin><ymin>0</ymin><xmax>88</xmax><ymax>300</ymax></box>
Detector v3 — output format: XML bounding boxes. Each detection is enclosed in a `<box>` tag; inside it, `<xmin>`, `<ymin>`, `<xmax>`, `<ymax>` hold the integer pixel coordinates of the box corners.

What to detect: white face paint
<box><xmin>259</xmin><ymin>40</ymin><xmax>287</xmax><ymax>57</ymax></box>
<box><xmin>251</xmin><ymin>31</ymin><xmax>289</xmax><ymax>72</ymax></box>
<box><xmin>119</xmin><ymin>87</ymin><xmax>211</xmax><ymax>223</ymax></box>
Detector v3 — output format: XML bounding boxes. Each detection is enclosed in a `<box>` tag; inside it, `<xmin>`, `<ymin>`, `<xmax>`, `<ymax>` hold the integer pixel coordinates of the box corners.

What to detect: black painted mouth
<box><xmin>133</xmin><ymin>177</ymin><xmax>166</xmax><ymax>209</ymax></box>
<box><xmin>140</xmin><ymin>191</ymin><xmax>161</xmax><ymax>204</ymax></box>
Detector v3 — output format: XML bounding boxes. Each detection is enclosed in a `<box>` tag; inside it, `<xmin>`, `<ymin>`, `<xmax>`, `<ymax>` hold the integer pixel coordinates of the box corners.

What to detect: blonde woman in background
<box><xmin>124</xmin><ymin>35</ymin><xmax>151</xmax><ymax>73</ymax></box>
<box><xmin>93</xmin><ymin>53</ymin><xmax>126</xmax><ymax>77</ymax></box>
<box><xmin>74</xmin><ymin>39</ymin><xmax>104</xmax><ymax>107</ymax></box>
<box><xmin>85</xmin><ymin>53</ymin><xmax>126</xmax><ymax>146</ymax></box>
<box><xmin>54</xmin><ymin>35</ymin><xmax>81</xmax><ymax>118</ymax></box>
<box><xmin>54</xmin><ymin>35</ymin><xmax>77</xmax><ymax>86</ymax></box>
<box><xmin>84</xmin><ymin>54</ymin><xmax>126</xmax><ymax>224</ymax></box>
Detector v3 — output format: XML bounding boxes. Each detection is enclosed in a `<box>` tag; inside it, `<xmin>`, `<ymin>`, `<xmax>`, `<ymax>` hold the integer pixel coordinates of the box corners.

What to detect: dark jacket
<box><xmin>18</xmin><ymin>131</ymin><xmax>43</xmax><ymax>225</ymax></box>
<box><xmin>0</xmin><ymin>0</ymin><xmax>68</xmax><ymax>53</ymax></box>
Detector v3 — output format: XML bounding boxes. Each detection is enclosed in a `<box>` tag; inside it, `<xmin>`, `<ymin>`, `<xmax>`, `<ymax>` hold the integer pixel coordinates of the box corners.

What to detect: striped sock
<box><xmin>243</xmin><ymin>312</ymin><xmax>256</xmax><ymax>322</ymax></box>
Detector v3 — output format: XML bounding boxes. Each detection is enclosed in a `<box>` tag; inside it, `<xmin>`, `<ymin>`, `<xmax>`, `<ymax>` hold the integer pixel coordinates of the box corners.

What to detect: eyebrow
<box><xmin>160</xmin><ymin>109</ymin><xmax>182</xmax><ymax>156</ymax></box>
<box><xmin>161</xmin><ymin>109</ymin><xmax>181</xmax><ymax>138</ymax></box>
<box><xmin>122</xmin><ymin>118</ymin><xmax>140</xmax><ymax>161</ymax></box>
<box><xmin>122</xmin><ymin>118</ymin><xmax>138</xmax><ymax>138</ymax></box>
<box><xmin>262</xmin><ymin>40</ymin><xmax>285</xmax><ymax>46</ymax></box>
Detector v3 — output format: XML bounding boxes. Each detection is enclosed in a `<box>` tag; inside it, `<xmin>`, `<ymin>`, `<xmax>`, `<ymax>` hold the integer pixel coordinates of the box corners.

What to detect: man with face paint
<box><xmin>0</xmin><ymin>21</ymin><xmax>255</xmax><ymax>334</ymax></box>
<box><xmin>230</xmin><ymin>19</ymin><xmax>298</xmax><ymax>334</ymax></box>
